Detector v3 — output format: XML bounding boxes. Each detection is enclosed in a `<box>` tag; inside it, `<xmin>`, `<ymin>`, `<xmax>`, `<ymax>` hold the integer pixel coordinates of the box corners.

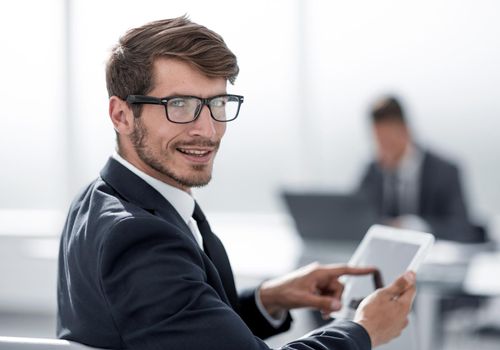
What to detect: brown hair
<box><xmin>106</xmin><ymin>16</ymin><xmax>239</xmax><ymax>115</ymax></box>
<box><xmin>371</xmin><ymin>95</ymin><xmax>406</xmax><ymax>124</ymax></box>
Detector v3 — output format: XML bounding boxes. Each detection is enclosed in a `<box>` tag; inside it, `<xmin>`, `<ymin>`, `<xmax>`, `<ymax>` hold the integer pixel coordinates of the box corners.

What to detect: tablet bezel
<box><xmin>348</xmin><ymin>224</ymin><xmax>435</xmax><ymax>272</ymax></box>
<box><xmin>333</xmin><ymin>224</ymin><xmax>434</xmax><ymax>320</ymax></box>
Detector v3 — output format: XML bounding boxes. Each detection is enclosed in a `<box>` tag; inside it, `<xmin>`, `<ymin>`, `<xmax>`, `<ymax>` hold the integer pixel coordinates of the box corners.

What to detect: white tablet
<box><xmin>334</xmin><ymin>224</ymin><xmax>435</xmax><ymax>319</ymax></box>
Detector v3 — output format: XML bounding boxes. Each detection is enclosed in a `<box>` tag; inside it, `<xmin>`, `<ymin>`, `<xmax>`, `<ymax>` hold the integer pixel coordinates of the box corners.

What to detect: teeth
<box><xmin>179</xmin><ymin>148</ymin><xmax>209</xmax><ymax>156</ymax></box>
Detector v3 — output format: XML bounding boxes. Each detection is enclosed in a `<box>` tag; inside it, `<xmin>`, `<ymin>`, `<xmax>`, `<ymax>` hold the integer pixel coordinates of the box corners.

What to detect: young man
<box><xmin>57</xmin><ymin>17</ymin><xmax>416</xmax><ymax>349</ymax></box>
<box><xmin>358</xmin><ymin>96</ymin><xmax>478</xmax><ymax>242</ymax></box>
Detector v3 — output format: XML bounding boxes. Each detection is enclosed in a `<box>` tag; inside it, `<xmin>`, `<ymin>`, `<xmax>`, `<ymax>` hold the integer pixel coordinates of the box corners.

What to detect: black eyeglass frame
<box><xmin>126</xmin><ymin>94</ymin><xmax>244</xmax><ymax>124</ymax></box>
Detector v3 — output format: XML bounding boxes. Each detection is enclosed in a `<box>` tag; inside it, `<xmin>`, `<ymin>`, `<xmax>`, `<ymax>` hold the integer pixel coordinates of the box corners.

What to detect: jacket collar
<box><xmin>99</xmin><ymin>157</ymin><xmax>193</xmax><ymax>240</ymax></box>
<box><xmin>111</xmin><ymin>153</ymin><xmax>195</xmax><ymax>224</ymax></box>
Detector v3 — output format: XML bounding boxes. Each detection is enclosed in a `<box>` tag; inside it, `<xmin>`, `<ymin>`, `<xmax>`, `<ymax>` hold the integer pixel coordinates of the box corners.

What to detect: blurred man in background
<box><xmin>358</xmin><ymin>95</ymin><xmax>481</xmax><ymax>242</ymax></box>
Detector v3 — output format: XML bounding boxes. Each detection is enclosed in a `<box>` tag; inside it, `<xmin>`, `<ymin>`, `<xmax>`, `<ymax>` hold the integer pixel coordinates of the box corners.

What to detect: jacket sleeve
<box><xmin>423</xmin><ymin>164</ymin><xmax>478</xmax><ymax>242</ymax></box>
<box><xmin>98</xmin><ymin>216</ymin><xmax>371</xmax><ymax>350</ymax></box>
<box><xmin>357</xmin><ymin>163</ymin><xmax>379</xmax><ymax>200</ymax></box>
<box><xmin>238</xmin><ymin>288</ymin><xmax>293</xmax><ymax>339</ymax></box>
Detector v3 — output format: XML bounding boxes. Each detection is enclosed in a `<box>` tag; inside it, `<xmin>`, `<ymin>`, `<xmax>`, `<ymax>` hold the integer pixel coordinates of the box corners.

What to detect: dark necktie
<box><xmin>192</xmin><ymin>202</ymin><xmax>238</xmax><ymax>309</ymax></box>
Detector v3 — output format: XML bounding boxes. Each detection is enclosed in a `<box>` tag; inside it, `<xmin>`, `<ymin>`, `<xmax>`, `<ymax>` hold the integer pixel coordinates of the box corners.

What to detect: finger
<box><xmin>316</xmin><ymin>279</ymin><xmax>344</xmax><ymax>301</ymax></box>
<box><xmin>318</xmin><ymin>264</ymin><xmax>378</xmax><ymax>278</ymax></box>
<box><xmin>321</xmin><ymin>309</ymin><xmax>334</xmax><ymax>320</ymax></box>
<box><xmin>302</xmin><ymin>293</ymin><xmax>342</xmax><ymax>312</ymax></box>
<box><xmin>329</xmin><ymin>280</ymin><xmax>344</xmax><ymax>300</ymax></box>
<box><xmin>396</xmin><ymin>282</ymin><xmax>417</xmax><ymax>306</ymax></box>
<box><xmin>317</xmin><ymin>274</ymin><xmax>344</xmax><ymax>290</ymax></box>
<box><xmin>328</xmin><ymin>298</ymin><xmax>342</xmax><ymax>312</ymax></box>
<box><xmin>385</xmin><ymin>271</ymin><xmax>416</xmax><ymax>296</ymax></box>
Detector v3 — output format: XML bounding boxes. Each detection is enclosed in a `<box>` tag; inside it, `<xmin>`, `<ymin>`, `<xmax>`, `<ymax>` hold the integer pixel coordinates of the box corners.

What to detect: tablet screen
<box><xmin>335</xmin><ymin>225</ymin><xmax>434</xmax><ymax>319</ymax></box>
<box><xmin>344</xmin><ymin>238</ymin><xmax>420</xmax><ymax>307</ymax></box>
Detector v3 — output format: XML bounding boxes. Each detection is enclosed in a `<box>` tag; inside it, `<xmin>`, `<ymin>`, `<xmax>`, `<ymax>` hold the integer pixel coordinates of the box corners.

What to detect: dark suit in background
<box><xmin>359</xmin><ymin>149</ymin><xmax>478</xmax><ymax>242</ymax></box>
<box><xmin>57</xmin><ymin>158</ymin><xmax>370</xmax><ymax>350</ymax></box>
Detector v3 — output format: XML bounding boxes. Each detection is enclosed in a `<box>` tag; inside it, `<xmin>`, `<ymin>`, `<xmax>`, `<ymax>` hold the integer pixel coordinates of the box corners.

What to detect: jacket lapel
<box><xmin>99</xmin><ymin>157</ymin><xmax>235</xmax><ymax>307</ymax></box>
<box><xmin>99</xmin><ymin>157</ymin><xmax>197</xmax><ymax>247</ymax></box>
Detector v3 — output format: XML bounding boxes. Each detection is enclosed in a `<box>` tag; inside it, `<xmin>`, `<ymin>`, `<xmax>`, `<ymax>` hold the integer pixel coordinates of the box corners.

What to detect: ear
<box><xmin>109</xmin><ymin>96</ymin><xmax>135</xmax><ymax>136</ymax></box>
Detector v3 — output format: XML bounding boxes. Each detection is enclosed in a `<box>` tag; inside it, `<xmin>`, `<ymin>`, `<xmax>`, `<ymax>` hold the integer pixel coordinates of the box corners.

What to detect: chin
<box><xmin>174</xmin><ymin>169</ymin><xmax>212</xmax><ymax>188</ymax></box>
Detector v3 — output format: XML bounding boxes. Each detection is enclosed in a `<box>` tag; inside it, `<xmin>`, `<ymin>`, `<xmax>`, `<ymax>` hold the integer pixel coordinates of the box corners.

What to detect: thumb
<box><xmin>385</xmin><ymin>271</ymin><xmax>416</xmax><ymax>297</ymax></box>
<box><xmin>302</xmin><ymin>294</ymin><xmax>342</xmax><ymax>312</ymax></box>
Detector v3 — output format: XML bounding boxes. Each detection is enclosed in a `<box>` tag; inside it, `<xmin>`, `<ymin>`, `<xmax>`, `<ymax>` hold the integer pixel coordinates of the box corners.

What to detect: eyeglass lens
<box><xmin>167</xmin><ymin>96</ymin><xmax>240</xmax><ymax>123</ymax></box>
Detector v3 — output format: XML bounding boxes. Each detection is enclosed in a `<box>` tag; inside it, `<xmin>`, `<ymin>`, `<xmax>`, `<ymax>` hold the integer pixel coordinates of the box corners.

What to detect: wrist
<box><xmin>354</xmin><ymin>319</ymin><xmax>376</xmax><ymax>347</ymax></box>
<box><xmin>259</xmin><ymin>282</ymin><xmax>285</xmax><ymax>317</ymax></box>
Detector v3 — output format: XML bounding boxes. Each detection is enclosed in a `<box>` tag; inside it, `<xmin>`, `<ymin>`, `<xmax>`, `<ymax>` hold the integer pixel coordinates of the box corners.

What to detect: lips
<box><xmin>174</xmin><ymin>138</ymin><xmax>220</xmax><ymax>163</ymax></box>
<box><xmin>176</xmin><ymin>146</ymin><xmax>216</xmax><ymax>164</ymax></box>
<box><xmin>177</xmin><ymin>148</ymin><xmax>211</xmax><ymax>157</ymax></box>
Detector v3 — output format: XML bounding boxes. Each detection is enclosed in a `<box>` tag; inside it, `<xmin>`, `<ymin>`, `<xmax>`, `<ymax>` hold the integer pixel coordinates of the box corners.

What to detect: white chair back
<box><xmin>0</xmin><ymin>337</ymin><xmax>104</xmax><ymax>350</ymax></box>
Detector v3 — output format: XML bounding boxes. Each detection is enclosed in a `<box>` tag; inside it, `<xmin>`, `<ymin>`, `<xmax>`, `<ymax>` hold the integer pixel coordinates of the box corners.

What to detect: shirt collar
<box><xmin>112</xmin><ymin>153</ymin><xmax>195</xmax><ymax>224</ymax></box>
<box><xmin>397</xmin><ymin>143</ymin><xmax>424</xmax><ymax>179</ymax></box>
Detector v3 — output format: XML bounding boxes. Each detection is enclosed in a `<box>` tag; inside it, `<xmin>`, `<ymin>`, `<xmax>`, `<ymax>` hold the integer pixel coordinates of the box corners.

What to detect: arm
<box><xmin>259</xmin><ymin>264</ymin><xmax>377</xmax><ymax>319</ymax></box>
<box><xmin>424</xmin><ymin>165</ymin><xmax>477</xmax><ymax>242</ymax></box>
<box><xmin>257</xmin><ymin>264</ymin><xmax>416</xmax><ymax>349</ymax></box>
<box><xmin>357</xmin><ymin>163</ymin><xmax>384</xmax><ymax>219</ymax></box>
<box><xmin>238</xmin><ymin>288</ymin><xmax>293</xmax><ymax>339</ymax></box>
<box><xmin>99</xmin><ymin>217</ymin><xmax>372</xmax><ymax>350</ymax></box>
<box><xmin>358</xmin><ymin>163</ymin><xmax>376</xmax><ymax>196</ymax></box>
<box><xmin>203</xmin><ymin>227</ymin><xmax>293</xmax><ymax>339</ymax></box>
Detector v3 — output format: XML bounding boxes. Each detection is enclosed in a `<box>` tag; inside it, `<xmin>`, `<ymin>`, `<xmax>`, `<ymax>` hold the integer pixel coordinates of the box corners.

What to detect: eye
<box><xmin>210</xmin><ymin>97</ymin><xmax>226</xmax><ymax>108</ymax></box>
<box><xmin>168</xmin><ymin>98</ymin><xmax>187</xmax><ymax>108</ymax></box>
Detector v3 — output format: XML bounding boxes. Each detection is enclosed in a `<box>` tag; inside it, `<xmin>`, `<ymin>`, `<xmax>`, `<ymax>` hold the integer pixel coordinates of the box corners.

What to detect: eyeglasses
<box><xmin>126</xmin><ymin>94</ymin><xmax>244</xmax><ymax>124</ymax></box>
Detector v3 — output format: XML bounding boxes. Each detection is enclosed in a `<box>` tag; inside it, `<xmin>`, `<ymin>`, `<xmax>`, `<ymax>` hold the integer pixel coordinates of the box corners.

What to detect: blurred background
<box><xmin>1</xmin><ymin>0</ymin><xmax>499</xmax><ymax>349</ymax></box>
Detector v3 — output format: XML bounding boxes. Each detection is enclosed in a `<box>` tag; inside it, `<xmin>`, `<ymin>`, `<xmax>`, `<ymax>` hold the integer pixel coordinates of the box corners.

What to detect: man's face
<box><xmin>373</xmin><ymin>119</ymin><xmax>410</xmax><ymax>170</ymax></box>
<box><xmin>125</xmin><ymin>58</ymin><xmax>227</xmax><ymax>191</ymax></box>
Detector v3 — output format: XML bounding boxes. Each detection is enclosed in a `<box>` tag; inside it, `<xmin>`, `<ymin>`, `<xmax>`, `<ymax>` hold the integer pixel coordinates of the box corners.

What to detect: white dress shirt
<box><xmin>385</xmin><ymin>145</ymin><xmax>431</xmax><ymax>232</ymax></box>
<box><xmin>395</xmin><ymin>143</ymin><xmax>423</xmax><ymax>215</ymax></box>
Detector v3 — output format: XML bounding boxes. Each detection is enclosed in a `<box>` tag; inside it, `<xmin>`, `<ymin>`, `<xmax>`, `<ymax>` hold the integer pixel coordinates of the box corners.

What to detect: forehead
<box><xmin>151</xmin><ymin>58</ymin><xmax>227</xmax><ymax>97</ymax></box>
<box><xmin>374</xmin><ymin>119</ymin><xmax>406</xmax><ymax>132</ymax></box>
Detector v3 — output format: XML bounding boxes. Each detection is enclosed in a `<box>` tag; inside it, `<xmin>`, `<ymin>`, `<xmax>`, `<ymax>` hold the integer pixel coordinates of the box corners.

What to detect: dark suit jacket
<box><xmin>57</xmin><ymin>158</ymin><xmax>371</xmax><ymax>350</ymax></box>
<box><xmin>359</xmin><ymin>150</ymin><xmax>477</xmax><ymax>242</ymax></box>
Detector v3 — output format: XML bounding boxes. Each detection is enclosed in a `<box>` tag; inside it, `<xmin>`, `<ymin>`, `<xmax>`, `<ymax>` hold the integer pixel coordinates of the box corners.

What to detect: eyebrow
<box><xmin>156</xmin><ymin>91</ymin><xmax>228</xmax><ymax>98</ymax></box>
<box><xmin>155</xmin><ymin>89</ymin><xmax>229</xmax><ymax>98</ymax></box>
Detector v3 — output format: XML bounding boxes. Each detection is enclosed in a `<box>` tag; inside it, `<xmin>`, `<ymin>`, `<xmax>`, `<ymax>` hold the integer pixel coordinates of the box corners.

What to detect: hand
<box><xmin>259</xmin><ymin>262</ymin><xmax>377</xmax><ymax>319</ymax></box>
<box><xmin>354</xmin><ymin>271</ymin><xmax>416</xmax><ymax>347</ymax></box>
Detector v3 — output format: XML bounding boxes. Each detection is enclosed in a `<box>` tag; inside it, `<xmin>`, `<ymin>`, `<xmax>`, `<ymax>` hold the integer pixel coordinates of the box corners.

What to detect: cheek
<box><xmin>156</xmin><ymin>126</ymin><xmax>186</xmax><ymax>149</ymax></box>
<box><xmin>376</xmin><ymin>137</ymin><xmax>392</xmax><ymax>154</ymax></box>
<box><xmin>377</xmin><ymin>133</ymin><xmax>398</xmax><ymax>153</ymax></box>
<box><xmin>216</xmin><ymin>123</ymin><xmax>226</xmax><ymax>138</ymax></box>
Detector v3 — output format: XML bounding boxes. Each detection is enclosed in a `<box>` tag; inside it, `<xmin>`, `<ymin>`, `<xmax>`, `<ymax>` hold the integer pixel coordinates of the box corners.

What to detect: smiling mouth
<box><xmin>177</xmin><ymin>147</ymin><xmax>212</xmax><ymax>158</ymax></box>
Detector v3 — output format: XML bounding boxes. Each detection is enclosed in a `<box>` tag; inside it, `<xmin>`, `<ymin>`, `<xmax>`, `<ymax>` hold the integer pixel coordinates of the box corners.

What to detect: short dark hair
<box><xmin>370</xmin><ymin>96</ymin><xmax>406</xmax><ymax>124</ymax></box>
<box><xmin>106</xmin><ymin>16</ymin><xmax>239</xmax><ymax>116</ymax></box>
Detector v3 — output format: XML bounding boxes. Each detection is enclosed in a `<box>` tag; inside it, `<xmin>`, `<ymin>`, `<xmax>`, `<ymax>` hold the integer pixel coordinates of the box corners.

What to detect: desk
<box><xmin>416</xmin><ymin>241</ymin><xmax>497</xmax><ymax>350</ymax></box>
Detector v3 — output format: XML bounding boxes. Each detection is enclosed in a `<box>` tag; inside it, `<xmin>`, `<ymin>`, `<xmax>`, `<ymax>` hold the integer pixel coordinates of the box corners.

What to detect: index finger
<box><xmin>319</xmin><ymin>264</ymin><xmax>378</xmax><ymax>277</ymax></box>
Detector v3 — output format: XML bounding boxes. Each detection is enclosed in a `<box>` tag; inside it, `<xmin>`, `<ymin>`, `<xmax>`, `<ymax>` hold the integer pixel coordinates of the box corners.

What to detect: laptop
<box><xmin>281</xmin><ymin>191</ymin><xmax>378</xmax><ymax>245</ymax></box>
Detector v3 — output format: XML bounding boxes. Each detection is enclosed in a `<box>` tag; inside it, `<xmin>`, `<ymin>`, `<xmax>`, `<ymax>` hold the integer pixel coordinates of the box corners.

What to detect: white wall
<box><xmin>0</xmin><ymin>0</ymin><xmax>67</xmax><ymax>210</ymax></box>
<box><xmin>1</xmin><ymin>0</ymin><xmax>499</xmax><ymax>220</ymax></box>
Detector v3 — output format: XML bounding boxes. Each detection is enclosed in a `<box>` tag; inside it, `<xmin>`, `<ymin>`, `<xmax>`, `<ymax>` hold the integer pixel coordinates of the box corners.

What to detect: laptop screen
<box><xmin>282</xmin><ymin>191</ymin><xmax>378</xmax><ymax>243</ymax></box>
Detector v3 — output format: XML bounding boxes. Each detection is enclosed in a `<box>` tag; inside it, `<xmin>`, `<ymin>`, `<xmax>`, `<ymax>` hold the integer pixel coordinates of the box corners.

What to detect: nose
<box><xmin>188</xmin><ymin>105</ymin><xmax>217</xmax><ymax>138</ymax></box>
